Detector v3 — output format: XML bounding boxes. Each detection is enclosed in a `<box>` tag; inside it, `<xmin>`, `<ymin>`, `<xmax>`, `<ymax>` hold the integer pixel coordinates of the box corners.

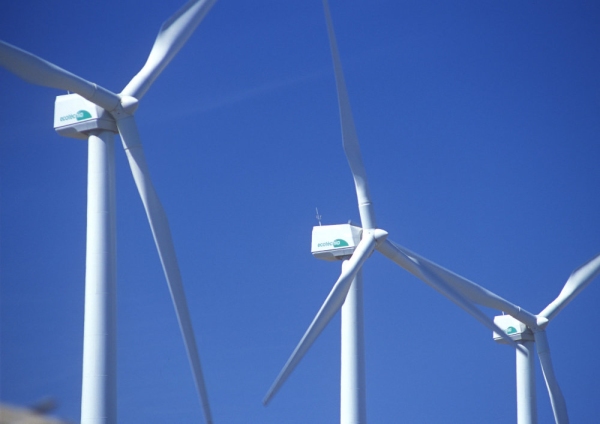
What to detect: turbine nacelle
<box><xmin>493</xmin><ymin>315</ymin><xmax>534</xmax><ymax>343</ymax></box>
<box><xmin>312</xmin><ymin>223</ymin><xmax>362</xmax><ymax>261</ymax></box>
<box><xmin>54</xmin><ymin>94</ymin><xmax>117</xmax><ymax>139</ymax></box>
<box><xmin>311</xmin><ymin>224</ymin><xmax>388</xmax><ymax>261</ymax></box>
<box><xmin>53</xmin><ymin>93</ymin><xmax>140</xmax><ymax>140</ymax></box>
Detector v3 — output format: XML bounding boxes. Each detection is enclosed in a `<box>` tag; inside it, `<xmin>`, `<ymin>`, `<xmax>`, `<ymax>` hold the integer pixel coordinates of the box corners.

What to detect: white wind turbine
<box><xmin>0</xmin><ymin>0</ymin><xmax>217</xmax><ymax>423</ymax></box>
<box><xmin>263</xmin><ymin>1</ymin><xmax>524</xmax><ymax>421</ymax></box>
<box><xmin>492</xmin><ymin>254</ymin><xmax>600</xmax><ymax>424</ymax></box>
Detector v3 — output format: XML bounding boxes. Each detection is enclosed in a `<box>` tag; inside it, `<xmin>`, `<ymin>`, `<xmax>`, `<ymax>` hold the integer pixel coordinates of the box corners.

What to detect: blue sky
<box><xmin>1</xmin><ymin>1</ymin><xmax>599</xmax><ymax>423</ymax></box>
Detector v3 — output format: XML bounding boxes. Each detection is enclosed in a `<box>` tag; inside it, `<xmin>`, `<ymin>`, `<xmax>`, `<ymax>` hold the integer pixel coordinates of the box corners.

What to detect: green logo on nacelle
<box><xmin>505</xmin><ymin>326</ymin><xmax>517</xmax><ymax>335</ymax></box>
<box><xmin>333</xmin><ymin>239</ymin><xmax>349</xmax><ymax>248</ymax></box>
<box><xmin>316</xmin><ymin>239</ymin><xmax>350</xmax><ymax>248</ymax></box>
<box><xmin>59</xmin><ymin>109</ymin><xmax>93</xmax><ymax>122</ymax></box>
<box><xmin>76</xmin><ymin>110</ymin><xmax>92</xmax><ymax>121</ymax></box>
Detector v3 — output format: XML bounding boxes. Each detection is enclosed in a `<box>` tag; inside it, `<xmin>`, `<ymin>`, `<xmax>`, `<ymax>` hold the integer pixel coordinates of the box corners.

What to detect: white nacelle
<box><xmin>493</xmin><ymin>315</ymin><xmax>534</xmax><ymax>344</ymax></box>
<box><xmin>54</xmin><ymin>94</ymin><xmax>117</xmax><ymax>140</ymax></box>
<box><xmin>311</xmin><ymin>224</ymin><xmax>362</xmax><ymax>261</ymax></box>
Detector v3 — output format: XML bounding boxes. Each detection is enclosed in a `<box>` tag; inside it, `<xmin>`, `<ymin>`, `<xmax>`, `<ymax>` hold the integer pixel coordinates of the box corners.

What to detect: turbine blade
<box><xmin>539</xmin><ymin>253</ymin><xmax>600</xmax><ymax>322</ymax></box>
<box><xmin>376</xmin><ymin>238</ymin><xmax>539</xmax><ymax>328</ymax></box>
<box><xmin>0</xmin><ymin>40</ymin><xmax>120</xmax><ymax>111</ymax></box>
<box><xmin>535</xmin><ymin>331</ymin><xmax>569</xmax><ymax>424</ymax></box>
<box><xmin>116</xmin><ymin>115</ymin><xmax>212</xmax><ymax>424</ymax></box>
<box><xmin>322</xmin><ymin>0</ymin><xmax>376</xmax><ymax>229</ymax></box>
<box><xmin>121</xmin><ymin>0</ymin><xmax>218</xmax><ymax>100</ymax></box>
<box><xmin>386</xmin><ymin>243</ymin><xmax>521</xmax><ymax>347</ymax></box>
<box><xmin>263</xmin><ymin>233</ymin><xmax>377</xmax><ymax>405</ymax></box>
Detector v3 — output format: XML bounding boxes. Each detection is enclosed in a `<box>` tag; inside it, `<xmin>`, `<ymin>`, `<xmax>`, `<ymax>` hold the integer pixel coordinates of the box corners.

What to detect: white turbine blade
<box><xmin>378</xmin><ymin>241</ymin><xmax>521</xmax><ymax>347</ymax></box>
<box><xmin>322</xmin><ymin>0</ymin><xmax>376</xmax><ymax>229</ymax></box>
<box><xmin>419</xmin><ymin>262</ymin><xmax>522</xmax><ymax>348</ymax></box>
<box><xmin>377</xmin><ymin>239</ymin><xmax>540</xmax><ymax>328</ymax></box>
<box><xmin>0</xmin><ymin>40</ymin><xmax>120</xmax><ymax>111</ymax></box>
<box><xmin>263</xmin><ymin>233</ymin><xmax>377</xmax><ymax>405</ymax></box>
<box><xmin>539</xmin><ymin>253</ymin><xmax>600</xmax><ymax>322</ymax></box>
<box><xmin>121</xmin><ymin>0</ymin><xmax>218</xmax><ymax>100</ymax></box>
<box><xmin>535</xmin><ymin>331</ymin><xmax>569</xmax><ymax>424</ymax></box>
<box><xmin>116</xmin><ymin>115</ymin><xmax>212</xmax><ymax>424</ymax></box>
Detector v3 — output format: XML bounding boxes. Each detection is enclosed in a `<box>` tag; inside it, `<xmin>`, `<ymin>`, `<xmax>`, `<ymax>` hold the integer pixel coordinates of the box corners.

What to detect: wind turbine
<box><xmin>263</xmin><ymin>1</ymin><xmax>524</xmax><ymax>421</ymax></box>
<box><xmin>0</xmin><ymin>0</ymin><xmax>218</xmax><ymax>423</ymax></box>
<box><xmin>491</xmin><ymin>254</ymin><xmax>600</xmax><ymax>424</ymax></box>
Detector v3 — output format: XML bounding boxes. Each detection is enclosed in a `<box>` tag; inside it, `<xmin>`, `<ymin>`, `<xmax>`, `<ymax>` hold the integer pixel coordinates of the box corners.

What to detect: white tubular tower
<box><xmin>340</xmin><ymin>269</ymin><xmax>367</xmax><ymax>424</ymax></box>
<box><xmin>81</xmin><ymin>131</ymin><xmax>118</xmax><ymax>424</ymax></box>
<box><xmin>516</xmin><ymin>340</ymin><xmax>537</xmax><ymax>424</ymax></box>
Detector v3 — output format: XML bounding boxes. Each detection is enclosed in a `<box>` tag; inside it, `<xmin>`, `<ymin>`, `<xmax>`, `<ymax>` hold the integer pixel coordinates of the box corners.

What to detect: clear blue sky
<box><xmin>1</xmin><ymin>1</ymin><xmax>599</xmax><ymax>423</ymax></box>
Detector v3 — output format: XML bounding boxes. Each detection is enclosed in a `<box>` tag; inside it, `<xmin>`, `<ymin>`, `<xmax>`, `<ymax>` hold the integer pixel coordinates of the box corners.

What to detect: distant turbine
<box><xmin>493</xmin><ymin>254</ymin><xmax>600</xmax><ymax>424</ymax></box>
<box><xmin>0</xmin><ymin>1</ymin><xmax>218</xmax><ymax>423</ymax></box>
<box><xmin>263</xmin><ymin>1</ymin><xmax>523</xmax><ymax>422</ymax></box>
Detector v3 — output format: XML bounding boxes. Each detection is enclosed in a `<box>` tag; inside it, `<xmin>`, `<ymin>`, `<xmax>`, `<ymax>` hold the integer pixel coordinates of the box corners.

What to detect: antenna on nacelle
<box><xmin>315</xmin><ymin>208</ymin><xmax>322</xmax><ymax>226</ymax></box>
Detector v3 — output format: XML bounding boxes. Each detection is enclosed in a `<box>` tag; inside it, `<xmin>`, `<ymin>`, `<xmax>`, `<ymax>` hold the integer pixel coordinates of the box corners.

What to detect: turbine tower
<box><xmin>493</xmin><ymin>254</ymin><xmax>600</xmax><ymax>424</ymax></box>
<box><xmin>0</xmin><ymin>1</ymin><xmax>218</xmax><ymax>423</ymax></box>
<box><xmin>264</xmin><ymin>1</ymin><xmax>525</xmax><ymax>421</ymax></box>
